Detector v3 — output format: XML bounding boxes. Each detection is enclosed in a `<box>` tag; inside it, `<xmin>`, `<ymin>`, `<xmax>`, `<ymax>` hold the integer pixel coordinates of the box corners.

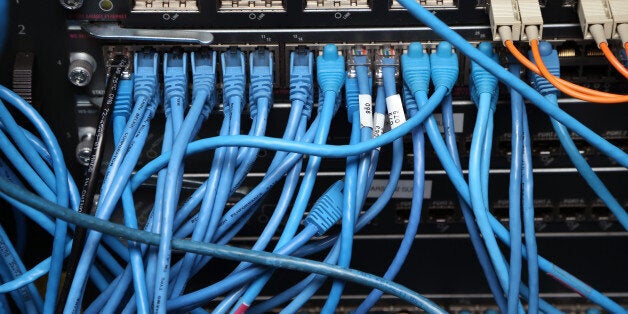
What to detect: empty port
<box><xmin>532</xmin><ymin>133</ymin><xmax>560</xmax><ymax>156</ymax></box>
<box><xmin>534</xmin><ymin>207</ymin><xmax>554</xmax><ymax>222</ymax></box>
<box><xmin>218</xmin><ymin>0</ymin><xmax>285</xmax><ymax>12</ymax></box>
<box><xmin>534</xmin><ymin>199</ymin><xmax>555</xmax><ymax>222</ymax></box>
<box><xmin>426</xmin><ymin>200</ymin><xmax>457</xmax><ymax>223</ymax></box>
<box><xmin>558</xmin><ymin>199</ymin><xmax>587</xmax><ymax>221</ymax></box>
<box><xmin>133</xmin><ymin>0</ymin><xmax>199</xmax><ymax>12</ymax></box>
<box><xmin>395</xmin><ymin>201</ymin><xmax>412</xmax><ymax>223</ymax></box>
<box><xmin>390</xmin><ymin>0</ymin><xmax>457</xmax><ymax>10</ymax></box>
<box><xmin>304</xmin><ymin>0</ymin><xmax>370</xmax><ymax>11</ymax></box>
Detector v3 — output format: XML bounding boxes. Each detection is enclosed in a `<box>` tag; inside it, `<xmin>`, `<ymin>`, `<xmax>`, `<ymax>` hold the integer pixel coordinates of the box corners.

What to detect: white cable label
<box><xmin>372</xmin><ymin>113</ymin><xmax>386</xmax><ymax>138</ymax></box>
<box><xmin>386</xmin><ymin>94</ymin><xmax>406</xmax><ymax>129</ymax></box>
<box><xmin>358</xmin><ymin>94</ymin><xmax>373</xmax><ymax>129</ymax></box>
<box><xmin>372</xmin><ymin>112</ymin><xmax>386</xmax><ymax>151</ymax></box>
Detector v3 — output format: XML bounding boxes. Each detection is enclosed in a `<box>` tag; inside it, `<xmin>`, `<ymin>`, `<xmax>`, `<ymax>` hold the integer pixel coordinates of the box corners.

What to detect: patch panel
<box><xmin>132</xmin><ymin>0</ymin><xmax>199</xmax><ymax>12</ymax></box>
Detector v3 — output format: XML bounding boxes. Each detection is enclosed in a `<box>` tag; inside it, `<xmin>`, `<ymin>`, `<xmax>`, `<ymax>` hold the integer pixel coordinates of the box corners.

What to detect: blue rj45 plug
<box><xmin>133</xmin><ymin>52</ymin><xmax>159</xmax><ymax>102</ymax></box>
<box><xmin>317</xmin><ymin>44</ymin><xmax>345</xmax><ymax>94</ymax></box>
<box><xmin>528</xmin><ymin>41</ymin><xmax>560</xmax><ymax>97</ymax></box>
<box><xmin>221</xmin><ymin>48</ymin><xmax>246</xmax><ymax>112</ymax></box>
<box><xmin>191</xmin><ymin>49</ymin><xmax>218</xmax><ymax>118</ymax></box>
<box><xmin>163</xmin><ymin>51</ymin><xmax>188</xmax><ymax>116</ymax></box>
<box><xmin>402</xmin><ymin>42</ymin><xmax>430</xmax><ymax>95</ymax></box>
<box><xmin>290</xmin><ymin>48</ymin><xmax>314</xmax><ymax>118</ymax></box>
<box><xmin>429</xmin><ymin>41</ymin><xmax>459</xmax><ymax>93</ymax></box>
<box><xmin>249</xmin><ymin>48</ymin><xmax>274</xmax><ymax>119</ymax></box>
<box><xmin>304</xmin><ymin>180</ymin><xmax>344</xmax><ymax>236</ymax></box>
<box><xmin>112</xmin><ymin>76</ymin><xmax>134</xmax><ymax>121</ymax></box>
<box><xmin>470</xmin><ymin>42</ymin><xmax>499</xmax><ymax>110</ymax></box>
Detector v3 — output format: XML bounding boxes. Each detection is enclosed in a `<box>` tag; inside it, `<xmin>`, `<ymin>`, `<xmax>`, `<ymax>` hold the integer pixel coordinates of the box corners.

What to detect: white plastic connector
<box><xmin>608</xmin><ymin>0</ymin><xmax>628</xmax><ymax>43</ymax></box>
<box><xmin>589</xmin><ymin>24</ymin><xmax>608</xmax><ymax>46</ymax></box>
<box><xmin>618</xmin><ymin>24</ymin><xmax>628</xmax><ymax>46</ymax></box>
<box><xmin>577</xmin><ymin>0</ymin><xmax>613</xmax><ymax>40</ymax></box>
<box><xmin>517</xmin><ymin>0</ymin><xmax>543</xmax><ymax>41</ymax></box>
<box><xmin>489</xmin><ymin>0</ymin><xmax>522</xmax><ymax>43</ymax></box>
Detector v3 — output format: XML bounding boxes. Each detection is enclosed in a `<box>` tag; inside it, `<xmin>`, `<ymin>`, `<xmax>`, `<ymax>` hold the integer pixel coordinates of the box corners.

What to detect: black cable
<box><xmin>55</xmin><ymin>55</ymin><xmax>128</xmax><ymax>312</ymax></box>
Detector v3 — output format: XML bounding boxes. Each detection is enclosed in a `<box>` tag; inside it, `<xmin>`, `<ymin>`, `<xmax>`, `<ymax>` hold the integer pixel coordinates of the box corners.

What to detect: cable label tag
<box><xmin>358</xmin><ymin>94</ymin><xmax>373</xmax><ymax>129</ymax></box>
<box><xmin>372</xmin><ymin>112</ymin><xmax>386</xmax><ymax>151</ymax></box>
<box><xmin>386</xmin><ymin>94</ymin><xmax>406</xmax><ymax>129</ymax></box>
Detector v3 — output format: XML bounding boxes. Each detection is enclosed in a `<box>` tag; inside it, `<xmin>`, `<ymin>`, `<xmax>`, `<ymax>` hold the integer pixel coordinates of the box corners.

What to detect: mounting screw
<box><xmin>68</xmin><ymin>53</ymin><xmax>97</xmax><ymax>87</ymax></box>
<box><xmin>75</xmin><ymin>133</ymin><xmax>95</xmax><ymax>166</ymax></box>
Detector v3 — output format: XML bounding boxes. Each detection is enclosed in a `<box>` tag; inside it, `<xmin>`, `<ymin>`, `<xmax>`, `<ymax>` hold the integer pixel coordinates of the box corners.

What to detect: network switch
<box><xmin>1</xmin><ymin>0</ymin><xmax>627</xmax><ymax>312</ymax></box>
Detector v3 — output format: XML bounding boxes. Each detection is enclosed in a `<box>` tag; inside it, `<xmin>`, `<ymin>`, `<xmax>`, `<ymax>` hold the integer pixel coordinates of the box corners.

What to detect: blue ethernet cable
<box><xmin>109</xmin><ymin>119</ymin><xmax>316</xmax><ymax>314</ymax></box>
<box><xmin>0</xmin><ymin>172</ymin><xmax>448</xmax><ymax>314</ymax></box>
<box><xmin>441</xmin><ymin>93</ymin><xmax>508</xmax><ymax>312</ymax></box>
<box><xmin>196</xmin><ymin>48</ymin><xmax>246</xmax><ymax>253</ymax></box>
<box><xmin>355</xmin><ymin>45</ymin><xmax>427</xmax><ymax>312</ymax></box>
<box><xmin>0</xmin><ymin>157</ymin><xmax>27</xmax><ymax>256</ymax></box>
<box><xmin>529</xmin><ymin>42</ymin><xmax>628</xmax><ymax>230</ymax></box>
<box><xmin>425</xmin><ymin>42</ymin><xmax>507</xmax><ymax>311</ymax></box>
<box><xmin>171</xmin><ymin>180</ymin><xmax>345</xmax><ymax>312</ymax></box>
<box><xmin>467</xmin><ymin>43</ymin><xmax>511</xmax><ymax>296</ymax></box>
<box><xmin>361</xmin><ymin>41</ymin><xmax>623</xmax><ymax>312</ymax></box>
<box><xmin>150</xmin><ymin>51</ymin><xmax>217</xmax><ymax>302</ymax></box>
<box><xmin>152</xmin><ymin>50</ymin><xmax>218</xmax><ymax>313</ymax></box>
<box><xmin>98</xmin><ymin>52</ymin><xmax>158</xmax><ymax>200</ymax></box>
<box><xmin>179</xmin><ymin>54</ymin><xmax>312</xmax><ymax>295</ymax></box>
<box><xmin>322</xmin><ymin>111</ymin><xmax>360</xmax><ymax>313</ymax></box>
<box><xmin>216</xmin><ymin>52</ymin><xmax>308</xmax><ymax>313</ymax></box>
<box><xmin>0</xmin><ymin>155</ymin><xmax>115</xmax><ymax>299</ymax></box>
<box><xmin>103</xmin><ymin>74</ymin><xmax>149</xmax><ymax>314</ymax></box>
<box><xmin>256</xmin><ymin>101</ymin><xmax>402</xmax><ymax>313</ymax></box>
<box><xmin>395</xmin><ymin>0</ymin><xmax>627</xmax><ymax>167</ymax></box>
<box><xmin>232</xmin><ymin>48</ymin><xmax>273</xmax><ymax>188</ymax></box>
<box><xmin>0</xmin><ymin>102</ymin><xmax>57</xmax><ymax>193</ymax></box>
<box><xmin>213</xmin><ymin>123</ymin><xmax>307</xmax><ymax>313</ymax></box>
<box><xmin>187</xmin><ymin>51</ymin><xmax>243</xmax><ymax>257</ymax></box>
<box><xmin>521</xmin><ymin>97</ymin><xmax>539</xmax><ymax>314</ymax></box>
<box><xmin>98</xmin><ymin>87</ymin><xmax>162</xmax><ymax>313</ymax></box>
<box><xmin>144</xmin><ymin>118</ymin><xmax>173</xmax><ymax>305</ymax></box>
<box><xmin>167</xmin><ymin>224</ymin><xmax>319</xmax><ymax>312</ymax></box>
<box><xmin>163</xmin><ymin>51</ymin><xmax>220</xmax><ymax>299</ymax></box>
<box><xmin>233</xmin><ymin>45</ymin><xmax>346</xmax><ymax>310</ymax></box>
<box><xmin>178</xmin><ymin>52</ymin><xmax>244</xmax><ymax>285</ymax></box>
<box><xmin>0</xmin><ymin>129</ymin><xmax>57</xmax><ymax>200</ymax></box>
<box><xmin>0</xmin><ymin>257</ymin><xmax>28</xmax><ymax>313</ymax></box>
<box><xmin>357</xmin><ymin>87</ymin><xmax>426</xmax><ymax>313</ymax></box>
<box><xmin>0</xmin><ymin>86</ymin><xmax>117</xmax><ymax>297</ymax></box>
<box><xmin>509</xmin><ymin>62</ymin><xmax>538</xmax><ymax>314</ymax></box>
<box><xmin>508</xmin><ymin>62</ymin><xmax>524</xmax><ymax>314</ymax></box>
<box><xmin>352</xmin><ymin>49</ymin><xmax>374</xmax><ymax>211</ymax></box>
<box><xmin>0</xmin><ymin>96</ymin><xmax>69</xmax><ymax>314</ymax></box>
<box><xmin>0</xmin><ymin>216</ymin><xmax>42</xmax><ymax>313</ymax></box>
<box><xmin>65</xmin><ymin>53</ymin><xmax>159</xmax><ymax>313</ymax></box>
